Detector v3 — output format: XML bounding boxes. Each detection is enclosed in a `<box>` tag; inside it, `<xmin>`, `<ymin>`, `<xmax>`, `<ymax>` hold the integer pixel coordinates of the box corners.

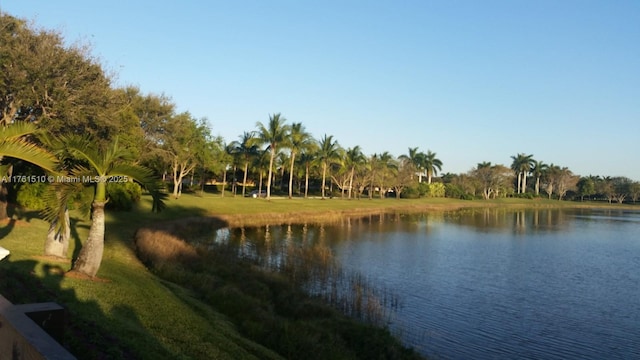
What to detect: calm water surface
<box><xmin>213</xmin><ymin>208</ymin><xmax>640</xmax><ymax>359</ymax></box>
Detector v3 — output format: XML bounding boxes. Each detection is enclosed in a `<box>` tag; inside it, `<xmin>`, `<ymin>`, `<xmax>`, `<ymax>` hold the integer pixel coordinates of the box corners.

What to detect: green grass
<box><xmin>0</xmin><ymin>194</ymin><xmax>636</xmax><ymax>359</ymax></box>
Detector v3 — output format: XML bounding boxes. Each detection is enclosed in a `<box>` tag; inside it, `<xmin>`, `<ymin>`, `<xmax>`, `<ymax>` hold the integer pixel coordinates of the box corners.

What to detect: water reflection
<box><xmin>210</xmin><ymin>208</ymin><xmax>640</xmax><ymax>359</ymax></box>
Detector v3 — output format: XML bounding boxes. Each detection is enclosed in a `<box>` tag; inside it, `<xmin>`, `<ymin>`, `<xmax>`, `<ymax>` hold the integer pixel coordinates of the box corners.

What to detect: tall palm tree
<box><xmin>43</xmin><ymin>135</ymin><xmax>165</xmax><ymax>278</ymax></box>
<box><xmin>344</xmin><ymin>146</ymin><xmax>366</xmax><ymax>199</ymax></box>
<box><xmin>530</xmin><ymin>160</ymin><xmax>548</xmax><ymax>196</ymax></box>
<box><xmin>317</xmin><ymin>134</ymin><xmax>341</xmax><ymax>199</ymax></box>
<box><xmin>255</xmin><ymin>113</ymin><xmax>290</xmax><ymax>200</ymax></box>
<box><xmin>299</xmin><ymin>143</ymin><xmax>318</xmax><ymax>199</ymax></box>
<box><xmin>229</xmin><ymin>131</ymin><xmax>258</xmax><ymax>197</ymax></box>
<box><xmin>0</xmin><ymin>122</ymin><xmax>58</xmax><ymax>220</ymax></box>
<box><xmin>287</xmin><ymin>122</ymin><xmax>313</xmax><ymax>199</ymax></box>
<box><xmin>399</xmin><ymin>147</ymin><xmax>423</xmax><ymax>182</ymax></box>
<box><xmin>423</xmin><ymin>150</ymin><xmax>443</xmax><ymax>184</ymax></box>
<box><xmin>511</xmin><ymin>153</ymin><xmax>534</xmax><ymax>194</ymax></box>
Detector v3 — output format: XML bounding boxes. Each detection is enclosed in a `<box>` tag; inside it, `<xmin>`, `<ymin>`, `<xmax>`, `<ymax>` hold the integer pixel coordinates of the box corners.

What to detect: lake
<box><xmin>211</xmin><ymin>208</ymin><xmax>640</xmax><ymax>359</ymax></box>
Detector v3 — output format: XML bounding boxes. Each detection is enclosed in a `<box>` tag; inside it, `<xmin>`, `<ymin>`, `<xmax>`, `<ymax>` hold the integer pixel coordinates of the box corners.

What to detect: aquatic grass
<box><xmin>134</xmin><ymin>217</ymin><xmax>423</xmax><ymax>360</ymax></box>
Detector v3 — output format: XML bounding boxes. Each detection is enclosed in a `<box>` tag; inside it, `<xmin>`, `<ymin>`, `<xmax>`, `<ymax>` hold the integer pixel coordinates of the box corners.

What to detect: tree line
<box><xmin>1</xmin><ymin>13</ymin><xmax>638</xmax><ymax>277</ymax></box>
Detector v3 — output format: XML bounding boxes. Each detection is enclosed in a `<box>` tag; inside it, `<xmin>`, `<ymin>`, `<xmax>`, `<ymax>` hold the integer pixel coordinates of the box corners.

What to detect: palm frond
<box><xmin>0</xmin><ymin>138</ymin><xmax>58</xmax><ymax>173</ymax></box>
<box><xmin>40</xmin><ymin>180</ymin><xmax>85</xmax><ymax>232</ymax></box>
<box><xmin>0</xmin><ymin>121</ymin><xmax>39</xmax><ymax>140</ymax></box>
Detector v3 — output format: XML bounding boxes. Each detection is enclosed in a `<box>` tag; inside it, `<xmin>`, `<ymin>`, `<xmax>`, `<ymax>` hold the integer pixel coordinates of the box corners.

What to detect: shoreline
<box><xmin>209</xmin><ymin>198</ymin><xmax>638</xmax><ymax>228</ymax></box>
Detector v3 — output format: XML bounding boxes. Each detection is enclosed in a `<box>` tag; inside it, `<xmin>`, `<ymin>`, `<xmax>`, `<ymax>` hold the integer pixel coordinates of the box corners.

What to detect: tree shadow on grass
<box><xmin>0</xmin><ymin>259</ymin><xmax>173</xmax><ymax>359</ymax></box>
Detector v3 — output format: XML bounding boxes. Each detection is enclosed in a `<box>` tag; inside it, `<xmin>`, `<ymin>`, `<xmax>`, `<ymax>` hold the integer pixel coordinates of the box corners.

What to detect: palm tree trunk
<box><xmin>221</xmin><ymin>169</ymin><xmax>227</xmax><ymax>197</ymax></box>
<box><xmin>44</xmin><ymin>208</ymin><xmax>70</xmax><ymax>258</ymax></box>
<box><xmin>369</xmin><ymin>171</ymin><xmax>375</xmax><ymax>199</ymax></box>
<box><xmin>266</xmin><ymin>149</ymin><xmax>275</xmax><ymax>199</ymax></box>
<box><xmin>242</xmin><ymin>162</ymin><xmax>248</xmax><ymax>197</ymax></box>
<box><xmin>321</xmin><ymin>163</ymin><xmax>327</xmax><ymax>199</ymax></box>
<box><xmin>72</xmin><ymin>200</ymin><xmax>106</xmax><ymax>277</ymax></box>
<box><xmin>288</xmin><ymin>152</ymin><xmax>296</xmax><ymax>199</ymax></box>
<box><xmin>348</xmin><ymin>168</ymin><xmax>354</xmax><ymax>199</ymax></box>
<box><xmin>304</xmin><ymin>164</ymin><xmax>310</xmax><ymax>199</ymax></box>
<box><xmin>522</xmin><ymin>173</ymin><xmax>527</xmax><ymax>194</ymax></box>
<box><xmin>535</xmin><ymin>177</ymin><xmax>540</xmax><ymax>195</ymax></box>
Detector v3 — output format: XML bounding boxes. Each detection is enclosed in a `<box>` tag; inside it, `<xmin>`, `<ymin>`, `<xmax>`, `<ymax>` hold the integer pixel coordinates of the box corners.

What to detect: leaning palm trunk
<box><xmin>266</xmin><ymin>149</ymin><xmax>275</xmax><ymax>199</ymax></box>
<box><xmin>242</xmin><ymin>162</ymin><xmax>249</xmax><ymax>197</ymax></box>
<box><xmin>44</xmin><ymin>208</ymin><xmax>70</xmax><ymax>258</ymax></box>
<box><xmin>321</xmin><ymin>163</ymin><xmax>327</xmax><ymax>199</ymax></box>
<box><xmin>288</xmin><ymin>152</ymin><xmax>296</xmax><ymax>199</ymax></box>
<box><xmin>348</xmin><ymin>168</ymin><xmax>355</xmax><ymax>199</ymax></box>
<box><xmin>72</xmin><ymin>201</ymin><xmax>106</xmax><ymax>277</ymax></box>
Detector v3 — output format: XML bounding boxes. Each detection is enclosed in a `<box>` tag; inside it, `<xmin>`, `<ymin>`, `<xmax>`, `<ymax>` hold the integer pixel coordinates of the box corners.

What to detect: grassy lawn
<box><xmin>0</xmin><ymin>193</ymin><xmax>636</xmax><ymax>359</ymax></box>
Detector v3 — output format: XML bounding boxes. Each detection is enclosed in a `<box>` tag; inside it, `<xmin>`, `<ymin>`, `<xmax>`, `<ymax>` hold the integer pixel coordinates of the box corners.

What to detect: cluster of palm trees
<box><xmin>224</xmin><ymin>113</ymin><xmax>444</xmax><ymax>200</ymax></box>
<box><xmin>509</xmin><ymin>153</ymin><xmax>576</xmax><ymax>197</ymax></box>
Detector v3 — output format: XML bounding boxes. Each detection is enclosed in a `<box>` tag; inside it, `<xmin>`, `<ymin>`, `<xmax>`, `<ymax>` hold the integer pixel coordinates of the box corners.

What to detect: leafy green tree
<box><xmin>423</xmin><ymin>150</ymin><xmax>443</xmax><ymax>184</ymax></box>
<box><xmin>1</xmin><ymin>14</ymin><xmax>119</xmax><ymax>143</ymax></box>
<box><xmin>165</xmin><ymin>114</ymin><xmax>210</xmax><ymax>198</ymax></box>
<box><xmin>287</xmin><ymin>123</ymin><xmax>313</xmax><ymax>199</ymax></box>
<box><xmin>542</xmin><ymin>164</ymin><xmax>576</xmax><ymax>200</ymax></box>
<box><xmin>611</xmin><ymin>176</ymin><xmax>632</xmax><ymax>204</ymax></box>
<box><xmin>317</xmin><ymin>134</ymin><xmax>341</xmax><ymax>199</ymax></box>
<box><xmin>43</xmin><ymin>135</ymin><xmax>165</xmax><ymax>278</ymax></box>
<box><xmin>255</xmin><ymin>113</ymin><xmax>290</xmax><ymax>199</ymax></box>
<box><xmin>577</xmin><ymin>176</ymin><xmax>596</xmax><ymax>201</ymax></box>
<box><xmin>629</xmin><ymin>181</ymin><xmax>640</xmax><ymax>203</ymax></box>
<box><xmin>372</xmin><ymin>151</ymin><xmax>396</xmax><ymax>199</ymax></box>
<box><xmin>390</xmin><ymin>156</ymin><xmax>412</xmax><ymax>199</ymax></box>
<box><xmin>470</xmin><ymin>162</ymin><xmax>513</xmax><ymax>199</ymax></box>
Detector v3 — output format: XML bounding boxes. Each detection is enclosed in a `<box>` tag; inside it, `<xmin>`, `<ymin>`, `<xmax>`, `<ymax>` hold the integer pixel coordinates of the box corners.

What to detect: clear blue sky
<box><xmin>4</xmin><ymin>1</ymin><xmax>640</xmax><ymax>180</ymax></box>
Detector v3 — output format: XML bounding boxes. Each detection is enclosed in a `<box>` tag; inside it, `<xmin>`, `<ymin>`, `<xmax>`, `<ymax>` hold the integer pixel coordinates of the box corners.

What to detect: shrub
<box><xmin>106</xmin><ymin>181</ymin><xmax>142</xmax><ymax>210</ymax></box>
<box><xmin>16</xmin><ymin>182</ymin><xmax>47</xmax><ymax>210</ymax></box>
<box><xmin>400</xmin><ymin>186</ymin><xmax>420</xmax><ymax>199</ymax></box>
<box><xmin>423</xmin><ymin>182</ymin><xmax>445</xmax><ymax>198</ymax></box>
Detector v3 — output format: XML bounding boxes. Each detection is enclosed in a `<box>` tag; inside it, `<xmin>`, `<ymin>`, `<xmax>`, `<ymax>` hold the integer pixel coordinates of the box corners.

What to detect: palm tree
<box><xmin>399</xmin><ymin>147</ymin><xmax>423</xmax><ymax>182</ymax></box>
<box><xmin>530</xmin><ymin>160</ymin><xmax>548</xmax><ymax>196</ymax></box>
<box><xmin>298</xmin><ymin>144</ymin><xmax>318</xmax><ymax>199</ymax></box>
<box><xmin>43</xmin><ymin>135</ymin><xmax>165</xmax><ymax>278</ymax></box>
<box><xmin>511</xmin><ymin>153</ymin><xmax>534</xmax><ymax>194</ymax></box>
<box><xmin>423</xmin><ymin>150</ymin><xmax>443</xmax><ymax>184</ymax></box>
<box><xmin>229</xmin><ymin>132</ymin><xmax>258</xmax><ymax>197</ymax></box>
<box><xmin>255</xmin><ymin>113</ymin><xmax>290</xmax><ymax>200</ymax></box>
<box><xmin>344</xmin><ymin>146</ymin><xmax>366</xmax><ymax>199</ymax></box>
<box><xmin>287</xmin><ymin>122</ymin><xmax>313</xmax><ymax>199</ymax></box>
<box><xmin>317</xmin><ymin>134</ymin><xmax>341</xmax><ymax>199</ymax></box>
<box><xmin>0</xmin><ymin>122</ymin><xmax>57</xmax><ymax>220</ymax></box>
